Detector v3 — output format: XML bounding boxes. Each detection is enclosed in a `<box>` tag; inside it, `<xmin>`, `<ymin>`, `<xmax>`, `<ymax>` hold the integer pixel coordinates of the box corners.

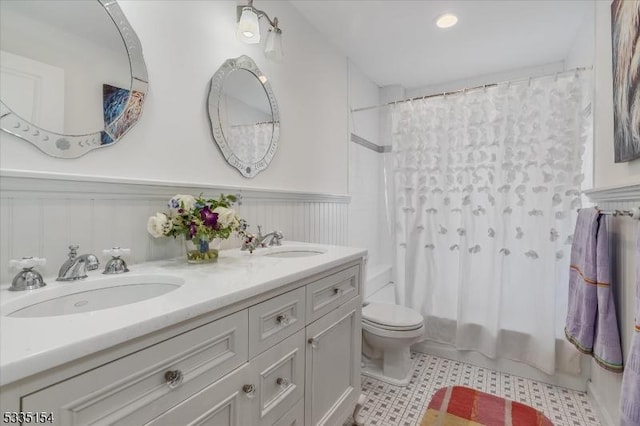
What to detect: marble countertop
<box><xmin>0</xmin><ymin>242</ymin><xmax>366</xmax><ymax>386</ymax></box>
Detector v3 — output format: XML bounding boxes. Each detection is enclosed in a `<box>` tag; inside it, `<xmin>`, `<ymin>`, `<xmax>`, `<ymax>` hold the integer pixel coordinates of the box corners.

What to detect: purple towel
<box><xmin>620</xmin><ymin>227</ymin><xmax>640</xmax><ymax>426</ymax></box>
<box><xmin>565</xmin><ymin>208</ymin><xmax>623</xmax><ymax>372</ymax></box>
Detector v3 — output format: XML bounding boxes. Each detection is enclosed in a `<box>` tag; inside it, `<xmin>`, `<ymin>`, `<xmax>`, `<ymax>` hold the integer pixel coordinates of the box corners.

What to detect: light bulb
<box><xmin>237</xmin><ymin>7</ymin><xmax>260</xmax><ymax>44</ymax></box>
<box><xmin>436</xmin><ymin>13</ymin><xmax>458</xmax><ymax>29</ymax></box>
<box><xmin>264</xmin><ymin>27</ymin><xmax>283</xmax><ymax>62</ymax></box>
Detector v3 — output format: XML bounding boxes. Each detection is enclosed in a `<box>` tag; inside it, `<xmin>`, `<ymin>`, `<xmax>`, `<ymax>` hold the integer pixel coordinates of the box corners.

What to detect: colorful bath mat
<box><xmin>420</xmin><ymin>386</ymin><xmax>553</xmax><ymax>426</ymax></box>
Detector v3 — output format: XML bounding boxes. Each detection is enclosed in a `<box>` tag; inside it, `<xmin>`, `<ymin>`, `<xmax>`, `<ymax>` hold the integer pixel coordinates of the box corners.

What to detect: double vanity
<box><xmin>0</xmin><ymin>242</ymin><xmax>366</xmax><ymax>426</ymax></box>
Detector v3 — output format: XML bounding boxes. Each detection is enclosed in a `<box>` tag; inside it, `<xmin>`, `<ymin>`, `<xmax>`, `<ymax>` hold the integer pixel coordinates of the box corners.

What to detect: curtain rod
<box><xmin>351</xmin><ymin>66</ymin><xmax>593</xmax><ymax>113</ymax></box>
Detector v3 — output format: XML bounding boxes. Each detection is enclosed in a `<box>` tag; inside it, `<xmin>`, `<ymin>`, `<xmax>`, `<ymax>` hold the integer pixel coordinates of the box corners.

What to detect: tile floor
<box><xmin>355</xmin><ymin>352</ymin><xmax>601</xmax><ymax>426</ymax></box>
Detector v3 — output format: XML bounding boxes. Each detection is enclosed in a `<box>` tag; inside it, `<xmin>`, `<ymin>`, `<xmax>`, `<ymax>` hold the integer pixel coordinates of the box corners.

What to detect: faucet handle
<box><xmin>102</xmin><ymin>247</ymin><xmax>130</xmax><ymax>275</ymax></box>
<box><xmin>102</xmin><ymin>247</ymin><xmax>131</xmax><ymax>257</ymax></box>
<box><xmin>270</xmin><ymin>231</ymin><xmax>284</xmax><ymax>246</ymax></box>
<box><xmin>9</xmin><ymin>256</ymin><xmax>46</xmax><ymax>271</ymax></box>
<box><xmin>67</xmin><ymin>244</ymin><xmax>79</xmax><ymax>258</ymax></box>
<box><xmin>9</xmin><ymin>257</ymin><xmax>47</xmax><ymax>291</ymax></box>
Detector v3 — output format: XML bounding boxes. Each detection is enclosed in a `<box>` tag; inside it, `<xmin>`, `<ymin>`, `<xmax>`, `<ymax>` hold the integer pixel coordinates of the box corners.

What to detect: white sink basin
<box><xmin>261</xmin><ymin>246</ymin><xmax>327</xmax><ymax>258</ymax></box>
<box><xmin>3</xmin><ymin>274</ymin><xmax>183</xmax><ymax>318</ymax></box>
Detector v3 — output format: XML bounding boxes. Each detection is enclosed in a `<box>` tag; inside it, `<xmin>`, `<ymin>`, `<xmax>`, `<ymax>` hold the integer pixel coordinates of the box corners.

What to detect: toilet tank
<box><xmin>364</xmin><ymin>264</ymin><xmax>395</xmax><ymax>303</ymax></box>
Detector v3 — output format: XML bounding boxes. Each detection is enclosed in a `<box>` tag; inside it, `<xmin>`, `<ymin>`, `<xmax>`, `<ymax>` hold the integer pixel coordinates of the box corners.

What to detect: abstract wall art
<box><xmin>610</xmin><ymin>0</ymin><xmax>640</xmax><ymax>163</ymax></box>
<box><xmin>102</xmin><ymin>84</ymin><xmax>145</xmax><ymax>145</ymax></box>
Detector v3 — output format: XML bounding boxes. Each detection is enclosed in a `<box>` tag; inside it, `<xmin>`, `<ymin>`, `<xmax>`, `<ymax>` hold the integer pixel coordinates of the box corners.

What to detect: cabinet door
<box><xmin>145</xmin><ymin>363</ymin><xmax>252</xmax><ymax>426</ymax></box>
<box><xmin>305</xmin><ymin>296</ymin><xmax>361</xmax><ymax>426</ymax></box>
<box><xmin>250</xmin><ymin>329</ymin><xmax>305</xmax><ymax>426</ymax></box>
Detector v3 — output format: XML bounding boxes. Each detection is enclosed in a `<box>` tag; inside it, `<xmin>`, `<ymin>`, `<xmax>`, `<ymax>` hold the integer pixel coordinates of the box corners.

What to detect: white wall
<box><xmin>564</xmin><ymin>1</ymin><xmax>595</xmax><ymax>193</ymax></box>
<box><xmin>593</xmin><ymin>1</ymin><xmax>640</xmax><ymax>188</ymax></box>
<box><xmin>348</xmin><ymin>62</ymin><xmax>393</xmax><ymax>284</ymax></box>
<box><xmin>565</xmin><ymin>2</ymin><xmax>595</xmax><ymax>70</ymax></box>
<box><xmin>0</xmin><ymin>0</ymin><xmax>349</xmax><ymax>195</ymax></box>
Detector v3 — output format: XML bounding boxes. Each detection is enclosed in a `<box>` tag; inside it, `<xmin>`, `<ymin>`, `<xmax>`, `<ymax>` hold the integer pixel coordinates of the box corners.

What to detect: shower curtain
<box><xmin>390</xmin><ymin>72</ymin><xmax>592</xmax><ymax>374</ymax></box>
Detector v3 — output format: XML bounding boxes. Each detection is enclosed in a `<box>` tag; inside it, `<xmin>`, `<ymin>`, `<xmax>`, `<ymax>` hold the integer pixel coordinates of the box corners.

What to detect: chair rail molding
<box><xmin>0</xmin><ymin>169</ymin><xmax>350</xmax><ymax>203</ymax></box>
<box><xmin>584</xmin><ymin>182</ymin><xmax>640</xmax><ymax>202</ymax></box>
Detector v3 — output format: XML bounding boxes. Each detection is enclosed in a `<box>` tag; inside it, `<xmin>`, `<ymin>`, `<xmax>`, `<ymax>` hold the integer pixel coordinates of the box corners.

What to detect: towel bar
<box><xmin>576</xmin><ymin>207</ymin><xmax>640</xmax><ymax>220</ymax></box>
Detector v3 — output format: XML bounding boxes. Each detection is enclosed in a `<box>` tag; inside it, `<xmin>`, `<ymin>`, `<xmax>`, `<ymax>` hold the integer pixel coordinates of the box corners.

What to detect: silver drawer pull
<box><xmin>243</xmin><ymin>384</ymin><xmax>256</xmax><ymax>399</ymax></box>
<box><xmin>164</xmin><ymin>370</ymin><xmax>183</xmax><ymax>389</ymax></box>
<box><xmin>308</xmin><ymin>337</ymin><xmax>318</xmax><ymax>349</ymax></box>
<box><xmin>276</xmin><ymin>314</ymin><xmax>291</xmax><ymax>325</ymax></box>
<box><xmin>276</xmin><ymin>377</ymin><xmax>290</xmax><ymax>388</ymax></box>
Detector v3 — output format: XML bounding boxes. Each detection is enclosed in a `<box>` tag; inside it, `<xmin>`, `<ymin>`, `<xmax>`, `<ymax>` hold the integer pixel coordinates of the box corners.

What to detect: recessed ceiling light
<box><xmin>436</xmin><ymin>13</ymin><xmax>458</xmax><ymax>29</ymax></box>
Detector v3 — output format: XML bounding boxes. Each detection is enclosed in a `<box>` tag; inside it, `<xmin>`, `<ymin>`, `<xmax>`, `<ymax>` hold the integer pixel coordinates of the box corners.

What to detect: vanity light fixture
<box><xmin>237</xmin><ymin>0</ymin><xmax>284</xmax><ymax>61</ymax></box>
<box><xmin>436</xmin><ymin>13</ymin><xmax>458</xmax><ymax>29</ymax></box>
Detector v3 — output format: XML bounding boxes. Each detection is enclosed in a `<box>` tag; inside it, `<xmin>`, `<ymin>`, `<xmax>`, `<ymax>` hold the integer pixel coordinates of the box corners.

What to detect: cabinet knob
<box><xmin>333</xmin><ymin>288</ymin><xmax>342</xmax><ymax>296</ymax></box>
<box><xmin>276</xmin><ymin>314</ymin><xmax>291</xmax><ymax>325</ymax></box>
<box><xmin>243</xmin><ymin>384</ymin><xmax>256</xmax><ymax>399</ymax></box>
<box><xmin>164</xmin><ymin>369</ymin><xmax>183</xmax><ymax>389</ymax></box>
<box><xmin>308</xmin><ymin>337</ymin><xmax>318</xmax><ymax>349</ymax></box>
<box><xmin>276</xmin><ymin>377</ymin><xmax>290</xmax><ymax>388</ymax></box>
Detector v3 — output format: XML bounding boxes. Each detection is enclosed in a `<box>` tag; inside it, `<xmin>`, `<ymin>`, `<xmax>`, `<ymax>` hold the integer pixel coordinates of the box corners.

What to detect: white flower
<box><xmin>147</xmin><ymin>212</ymin><xmax>171</xmax><ymax>238</ymax></box>
<box><xmin>168</xmin><ymin>194</ymin><xmax>196</xmax><ymax>216</ymax></box>
<box><xmin>213</xmin><ymin>206</ymin><xmax>238</xmax><ymax>229</ymax></box>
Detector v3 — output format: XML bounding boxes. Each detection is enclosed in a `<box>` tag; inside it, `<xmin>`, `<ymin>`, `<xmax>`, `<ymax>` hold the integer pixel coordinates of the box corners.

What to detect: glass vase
<box><xmin>184</xmin><ymin>236</ymin><xmax>221</xmax><ymax>264</ymax></box>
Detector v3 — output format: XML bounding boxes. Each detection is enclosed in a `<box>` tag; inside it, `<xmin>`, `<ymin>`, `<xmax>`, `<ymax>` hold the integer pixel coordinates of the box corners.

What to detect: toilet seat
<box><xmin>362</xmin><ymin>318</ymin><xmax>423</xmax><ymax>332</ymax></box>
<box><xmin>362</xmin><ymin>303</ymin><xmax>423</xmax><ymax>331</ymax></box>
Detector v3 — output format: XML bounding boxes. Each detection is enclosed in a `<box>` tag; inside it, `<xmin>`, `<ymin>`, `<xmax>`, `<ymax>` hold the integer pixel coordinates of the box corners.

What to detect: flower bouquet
<box><xmin>147</xmin><ymin>193</ymin><xmax>246</xmax><ymax>263</ymax></box>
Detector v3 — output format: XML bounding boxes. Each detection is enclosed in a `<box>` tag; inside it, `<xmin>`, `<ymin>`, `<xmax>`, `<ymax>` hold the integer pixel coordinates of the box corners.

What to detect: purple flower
<box><xmin>200</xmin><ymin>207</ymin><xmax>218</xmax><ymax>228</ymax></box>
<box><xmin>189</xmin><ymin>222</ymin><xmax>197</xmax><ymax>238</ymax></box>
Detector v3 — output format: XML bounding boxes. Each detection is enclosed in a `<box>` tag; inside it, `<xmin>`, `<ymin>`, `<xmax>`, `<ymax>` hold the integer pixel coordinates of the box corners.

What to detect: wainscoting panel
<box><xmin>584</xmin><ymin>183</ymin><xmax>640</xmax><ymax>426</ymax></box>
<box><xmin>0</xmin><ymin>172</ymin><xmax>350</xmax><ymax>283</ymax></box>
<box><xmin>599</xmin><ymin>198</ymin><xmax>640</xmax><ymax>360</ymax></box>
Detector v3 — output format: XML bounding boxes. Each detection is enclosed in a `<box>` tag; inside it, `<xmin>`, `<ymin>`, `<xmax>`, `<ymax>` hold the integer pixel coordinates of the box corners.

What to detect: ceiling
<box><xmin>288</xmin><ymin>0</ymin><xmax>592</xmax><ymax>91</ymax></box>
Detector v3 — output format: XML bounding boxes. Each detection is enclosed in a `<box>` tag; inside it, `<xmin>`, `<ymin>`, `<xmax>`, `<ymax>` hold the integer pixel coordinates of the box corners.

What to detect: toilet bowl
<box><xmin>361</xmin><ymin>302</ymin><xmax>424</xmax><ymax>386</ymax></box>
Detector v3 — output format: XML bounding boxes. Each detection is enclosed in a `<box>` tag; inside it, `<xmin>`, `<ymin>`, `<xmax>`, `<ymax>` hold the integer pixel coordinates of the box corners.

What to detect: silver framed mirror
<box><xmin>208</xmin><ymin>55</ymin><xmax>279</xmax><ymax>178</ymax></box>
<box><xmin>0</xmin><ymin>0</ymin><xmax>148</xmax><ymax>158</ymax></box>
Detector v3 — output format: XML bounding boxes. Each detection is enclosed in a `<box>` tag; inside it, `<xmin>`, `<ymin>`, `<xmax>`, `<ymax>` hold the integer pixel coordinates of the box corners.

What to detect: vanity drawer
<box><xmin>306</xmin><ymin>264</ymin><xmax>360</xmax><ymax>323</ymax></box>
<box><xmin>251</xmin><ymin>328</ymin><xmax>305</xmax><ymax>426</ymax></box>
<box><xmin>21</xmin><ymin>310</ymin><xmax>249</xmax><ymax>426</ymax></box>
<box><xmin>249</xmin><ymin>287</ymin><xmax>305</xmax><ymax>358</ymax></box>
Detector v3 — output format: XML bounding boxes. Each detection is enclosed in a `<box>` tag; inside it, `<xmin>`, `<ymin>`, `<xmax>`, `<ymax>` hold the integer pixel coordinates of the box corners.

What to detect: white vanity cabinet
<box><xmin>1</xmin><ymin>257</ymin><xmax>363</xmax><ymax>426</ymax></box>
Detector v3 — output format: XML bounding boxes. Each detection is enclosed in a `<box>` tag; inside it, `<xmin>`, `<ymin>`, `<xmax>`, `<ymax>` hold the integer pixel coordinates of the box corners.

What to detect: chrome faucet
<box><xmin>57</xmin><ymin>245</ymin><xmax>100</xmax><ymax>281</ymax></box>
<box><xmin>241</xmin><ymin>226</ymin><xmax>283</xmax><ymax>252</ymax></box>
<box><xmin>259</xmin><ymin>229</ymin><xmax>284</xmax><ymax>247</ymax></box>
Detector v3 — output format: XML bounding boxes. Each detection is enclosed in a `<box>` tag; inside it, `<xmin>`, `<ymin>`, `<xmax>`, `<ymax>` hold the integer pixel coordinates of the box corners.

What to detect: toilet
<box><xmin>361</xmin><ymin>302</ymin><xmax>425</xmax><ymax>386</ymax></box>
